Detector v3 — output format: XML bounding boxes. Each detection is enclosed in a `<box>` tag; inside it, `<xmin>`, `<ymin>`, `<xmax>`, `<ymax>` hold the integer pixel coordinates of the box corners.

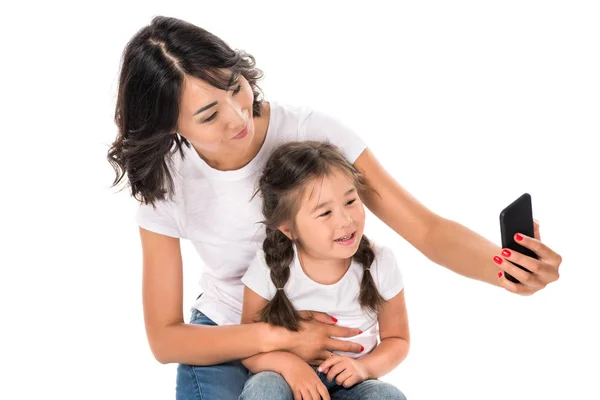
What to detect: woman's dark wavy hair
<box><xmin>255</xmin><ymin>141</ymin><xmax>385</xmax><ymax>331</ymax></box>
<box><xmin>108</xmin><ymin>16</ymin><xmax>264</xmax><ymax>205</ymax></box>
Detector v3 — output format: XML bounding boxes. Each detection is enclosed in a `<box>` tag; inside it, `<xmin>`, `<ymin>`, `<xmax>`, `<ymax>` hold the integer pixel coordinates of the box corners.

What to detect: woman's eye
<box><xmin>203</xmin><ymin>112</ymin><xmax>218</xmax><ymax>123</ymax></box>
<box><xmin>232</xmin><ymin>84</ymin><xmax>242</xmax><ymax>95</ymax></box>
<box><xmin>346</xmin><ymin>199</ymin><xmax>356</xmax><ymax>206</ymax></box>
<box><xmin>319</xmin><ymin>211</ymin><xmax>331</xmax><ymax>217</ymax></box>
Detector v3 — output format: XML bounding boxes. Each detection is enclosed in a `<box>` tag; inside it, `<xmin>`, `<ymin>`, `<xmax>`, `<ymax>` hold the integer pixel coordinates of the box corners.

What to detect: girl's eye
<box><xmin>203</xmin><ymin>112</ymin><xmax>218</xmax><ymax>123</ymax></box>
<box><xmin>319</xmin><ymin>210</ymin><xmax>331</xmax><ymax>218</ymax></box>
<box><xmin>232</xmin><ymin>84</ymin><xmax>242</xmax><ymax>95</ymax></box>
<box><xmin>346</xmin><ymin>199</ymin><xmax>356</xmax><ymax>206</ymax></box>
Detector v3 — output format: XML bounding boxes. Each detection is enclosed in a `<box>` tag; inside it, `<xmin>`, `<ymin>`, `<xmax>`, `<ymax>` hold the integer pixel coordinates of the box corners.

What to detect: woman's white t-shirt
<box><xmin>242</xmin><ymin>244</ymin><xmax>404</xmax><ymax>358</ymax></box>
<box><xmin>136</xmin><ymin>101</ymin><xmax>369</xmax><ymax>326</ymax></box>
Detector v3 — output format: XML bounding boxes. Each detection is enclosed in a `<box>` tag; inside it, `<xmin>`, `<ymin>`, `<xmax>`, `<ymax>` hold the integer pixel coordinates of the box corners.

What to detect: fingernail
<box><xmin>493</xmin><ymin>256</ymin><xmax>503</xmax><ymax>265</ymax></box>
<box><xmin>331</xmin><ymin>317</ymin><xmax>338</xmax><ymax>323</ymax></box>
<box><xmin>498</xmin><ymin>271</ymin><xmax>503</xmax><ymax>278</ymax></box>
<box><xmin>502</xmin><ymin>249</ymin><xmax>511</xmax><ymax>257</ymax></box>
<box><xmin>318</xmin><ymin>367</ymin><xmax>322</xmax><ymax>372</ymax></box>
<box><xmin>515</xmin><ymin>234</ymin><xmax>524</xmax><ymax>241</ymax></box>
<box><xmin>360</xmin><ymin>346</ymin><xmax>364</xmax><ymax>352</ymax></box>
<box><xmin>358</xmin><ymin>329</ymin><xmax>363</xmax><ymax>335</ymax></box>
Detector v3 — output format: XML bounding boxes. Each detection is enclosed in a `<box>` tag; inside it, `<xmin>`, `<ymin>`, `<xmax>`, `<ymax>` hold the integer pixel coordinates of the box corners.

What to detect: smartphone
<box><xmin>499</xmin><ymin>193</ymin><xmax>538</xmax><ymax>283</ymax></box>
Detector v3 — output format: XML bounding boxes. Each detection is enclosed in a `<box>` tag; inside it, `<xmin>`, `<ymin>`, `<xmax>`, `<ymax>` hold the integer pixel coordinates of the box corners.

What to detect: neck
<box><xmin>297</xmin><ymin>247</ymin><xmax>351</xmax><ymax>285</ymax></box>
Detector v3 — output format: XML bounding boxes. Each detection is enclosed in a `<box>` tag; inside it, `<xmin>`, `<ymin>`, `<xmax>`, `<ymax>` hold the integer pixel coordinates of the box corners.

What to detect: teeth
<box><xmin>336</xmin><ymin>233</ymin><xmax>352</xmax><ymax>241</ymax></box>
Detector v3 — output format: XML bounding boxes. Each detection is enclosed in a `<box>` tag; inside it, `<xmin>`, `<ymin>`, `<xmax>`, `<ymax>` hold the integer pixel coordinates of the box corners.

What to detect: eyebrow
<box><xmin>192</xmin><ymin>73</ymin><xmax>239</xmax><ymax>117</ymax></box>
<box><xmin>311</xmin><ymin>188</ymin><xmax>356</xmax><ymax>213</ymax></box>
<box><xmin>193</xmin><ymin>101</ymin><xmax>218</xmax><ymax>116</ymax></box>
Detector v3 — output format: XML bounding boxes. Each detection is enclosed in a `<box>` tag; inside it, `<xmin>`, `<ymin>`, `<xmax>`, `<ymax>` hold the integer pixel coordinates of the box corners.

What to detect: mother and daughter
<box><xmin>108</xmin><ymin>16</ymin><xmax>562</xmax><ymax>399</ymax></box>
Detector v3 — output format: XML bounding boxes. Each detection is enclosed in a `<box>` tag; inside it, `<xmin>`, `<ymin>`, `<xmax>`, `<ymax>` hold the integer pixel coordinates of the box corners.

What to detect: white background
<box><xmin>1</xmin><ymin>1</ymin><xmax>599</xmax><ymax>399</ymax></box>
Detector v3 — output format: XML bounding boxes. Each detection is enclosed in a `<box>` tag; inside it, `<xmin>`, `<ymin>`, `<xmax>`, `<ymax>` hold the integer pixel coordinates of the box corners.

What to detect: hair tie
<box><xmin>277</xmin><ymin>287</ymin><xmax>284</xmax><ymax>291</ymax></box>
<box><xmin>364</xmin><ymin>268</ymin><xmax>370</xmax><ymax>271</ymax></box>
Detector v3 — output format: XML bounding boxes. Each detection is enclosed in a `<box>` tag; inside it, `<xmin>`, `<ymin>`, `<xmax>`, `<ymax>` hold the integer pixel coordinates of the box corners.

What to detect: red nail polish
<box><xmin>493</xmin><ymin>256</ymin><xmax>503</xmax><ymax>265</ymax></box>
<box><xmin>358</xmin><ymin>330</ymin><xmax>363</xmax><ymax>335</ymax></box>
<box><xmin>498</xmin><ymin>271</ymin><xmax>503</xmax><ymax>278</ymax></box>
<box><xmin>502</xmin><ymin>249</ymin><xmax>511</xmax><ymax>257</ymax></box>
<box><xmin>360</xmin><ymin>346</ymin><xmax>364</xmax><ymax>352</ymax></box>
<box><xmin>331</xmin><ymin>317</ymin><xmax>338</xmax><ymax>323</ymax></box>
<box><xmin>515</xmin><ymin>234</ymin><xmax>523</xmax><ymax>241</ymax></box>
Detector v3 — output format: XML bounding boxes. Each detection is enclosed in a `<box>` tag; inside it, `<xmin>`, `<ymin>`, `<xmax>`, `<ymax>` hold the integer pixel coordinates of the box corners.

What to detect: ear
<box><xmin>277</xmin><ymin>223</ymin><xmax>294</xmax><ymax>240</ymax></box>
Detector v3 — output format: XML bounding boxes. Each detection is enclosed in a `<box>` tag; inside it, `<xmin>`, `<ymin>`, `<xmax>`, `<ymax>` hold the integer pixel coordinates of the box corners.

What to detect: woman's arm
<box><xmin>354</xmin><ymin>149</ymin><xmax>561</xmax><ymax>294</ymax></box>
<box><xmin>356</xmin><ymin>290</ymin><xmax>410</xmax><ymax>378</ymax></box>
<box><xmin>140</xmin><ymin>228</ymin><xmax>362</xmax><ymax>365</ymax></box>
<box><xmin>140</xmin><ymin>228</ymin><xmax>278</xmax><ymax>365</ymax></box>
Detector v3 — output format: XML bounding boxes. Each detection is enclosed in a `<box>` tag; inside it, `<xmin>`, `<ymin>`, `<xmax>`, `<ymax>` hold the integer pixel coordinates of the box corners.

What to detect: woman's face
<box><xmin>176</xmin><ymin>71</ymin><xmax>256</xmax><ymax>168</ymax></box>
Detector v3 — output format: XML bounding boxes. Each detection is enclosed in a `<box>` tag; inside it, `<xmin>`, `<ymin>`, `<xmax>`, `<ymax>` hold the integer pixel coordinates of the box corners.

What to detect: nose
<box><xmin>339</xmin><ymin>210</ymin><xmax>353</xmax><ymax>228</ymax></box>
<box><xmin>223</xmin><ymin>99</ymin><xmax>246</xmax><ymax>132</ymax></box>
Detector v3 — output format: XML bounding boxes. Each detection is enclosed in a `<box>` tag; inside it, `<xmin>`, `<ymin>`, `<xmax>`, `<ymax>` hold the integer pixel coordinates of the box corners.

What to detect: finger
<box><xmin>318</xmin><ymin>354</ymin><xmax>342</xmax><ymax>372</ymax></box>
<box><xmin>496</xmin><ymin>258</ymin><xmax>543</xmax><ymax>289</ymax></box>
<box><xmin>326</xmin><ymin>325</ymin><xmax>362</xmax><ymax>338</ymax></box>
<box><xmin>342</xmin><ymin>374</ymin><xmax>360</xmax><ymax>388</ymax></box>
<box><xmin>335</xmin><ymin>369</ymin><xmax>354</xmax><ymax>386</ymax></box>
<box><xmin>298</xmin><ymin>310</ymin><xmax>337</xmax><ymax>325</ymax></box>
<box><xmin>299</xmin><ymin>387</ymin><xmax>312</xmax><ymax>400</ymax></box>
<box><xmin>308</xmin><ymin>385</ymin><xmax>320</xmax><ymax>400</ymax></box>
<box><xmin>326</xmin><ymin>338</ymin><xmax>363</xmax><ymax>354</ymax></box>
<box><xmin>533</xmin><ymin>219</ymin><xmax>541</xmax><ymax>241</ymax></box>
<box><xmin>514</xmin><ymin>233</ymin><xmax>558</xmax><ymax>261</ymax></box>
<box><xmin>327</xmin><ymin>361</ymin><xmax>347</xmax><ymax>382</ymax></box>
<box><xmin>317</xmin><ymin>383</ymin><xmax>331</xmax><ymax>400</ymax></box>
<box><xmin>500</xmin><ymin>248</ymin><xmax>543</xmax><ymax>275</ymax></box>
<box><xmin>294</xmin><ymin>389</ymin><xmax>302</xmax><ymax>400</ymax></box>
<box><xmin>318</xmin><ymin>349</ymin><xmax>335</xmax><ymax>362</ymax></box>
<box><xmin>497</xmin><ymin>271</ymin><xmax>537</xmax><ymax>296</ymax></box>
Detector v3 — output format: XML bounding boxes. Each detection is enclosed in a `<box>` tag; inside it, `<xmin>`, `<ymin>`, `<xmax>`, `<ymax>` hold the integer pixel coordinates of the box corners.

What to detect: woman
<box><xmin>107</xmin><ymin>16</ymin><xmax>562</xmax><ymax>399</ymax></box>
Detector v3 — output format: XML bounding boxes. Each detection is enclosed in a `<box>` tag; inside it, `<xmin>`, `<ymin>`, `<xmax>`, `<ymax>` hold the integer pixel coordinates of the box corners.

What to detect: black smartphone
<box><xmin>499</xmin><ymin>193</ymin><xmax>538</xmax><ymax>283</ymax></box>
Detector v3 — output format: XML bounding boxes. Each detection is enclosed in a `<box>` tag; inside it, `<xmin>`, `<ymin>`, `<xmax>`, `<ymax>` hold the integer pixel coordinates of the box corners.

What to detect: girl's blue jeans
<box><xmin>176</xmin><ymin>308</ymin><xmax>406</xmax><ymax>399</ymax></box>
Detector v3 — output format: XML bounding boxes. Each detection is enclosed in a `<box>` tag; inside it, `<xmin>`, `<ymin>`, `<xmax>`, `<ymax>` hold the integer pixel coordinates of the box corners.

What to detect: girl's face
<box><xmin>284</xmin><ymin>168</ymin><xmax>366</xmax><ymax>262</ymax></box>
<box><xmin>176</xmin><ymin>72</ymin><xmax>256</xmax><ymax>168</ymax></box>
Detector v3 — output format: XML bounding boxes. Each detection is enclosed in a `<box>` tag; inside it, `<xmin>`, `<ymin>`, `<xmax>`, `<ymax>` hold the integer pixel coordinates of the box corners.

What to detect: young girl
<box><xmin>239</xmin><ymin>141</ymin><xmax>408</xmax><ymax>400</ymax></box>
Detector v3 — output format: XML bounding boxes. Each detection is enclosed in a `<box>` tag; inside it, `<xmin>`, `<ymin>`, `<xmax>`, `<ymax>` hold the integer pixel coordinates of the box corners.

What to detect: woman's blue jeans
<box><xmin>176</xmin><ymin>309</ymin><xmax>249</xmax><ymax>400</ymax></box>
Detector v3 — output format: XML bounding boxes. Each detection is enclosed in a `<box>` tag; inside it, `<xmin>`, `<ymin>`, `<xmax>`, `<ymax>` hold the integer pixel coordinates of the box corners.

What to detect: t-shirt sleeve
<box><xmin>136</xmin><ymin>200</ymin><xmax>181</xmax><ymax>238</ymax></box>
<box><xmin>299</xmin><ymin>109</ymin><xmax>368</xmax><ymax>164</ymax></box>
<box><xmin>374</xmin><ymin>246</ymin><xmax>404</xmax><ymax>300</ymax></box>
<box><xmin>241</xmin><ymin>250</ymin><xmax>277</xmax><ymax>301</ymax></box>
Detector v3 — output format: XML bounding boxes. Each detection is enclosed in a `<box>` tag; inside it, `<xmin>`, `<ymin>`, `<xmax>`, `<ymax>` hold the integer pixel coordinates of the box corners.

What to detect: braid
<box><xmin>354</xmin><ymin>235</ymin><xmax>385</xmax><ymax>314</ymax></box>
<box><xmin>257</xmin><ymin>226</ymin><xmax>307</xmax><ymax>331</ymax></box>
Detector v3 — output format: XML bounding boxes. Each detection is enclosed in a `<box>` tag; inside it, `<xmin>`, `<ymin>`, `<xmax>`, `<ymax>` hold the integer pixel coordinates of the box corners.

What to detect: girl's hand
<box><xmin>317</xmin><ymin>354</ymin><xmax>369</xmax><ymax>388</ymax></box>
<box><xmin>282</xmin><ymin>359</ymin><xmax>330</xmax><ymax>400</ymax></box>
<box><xmin>495</xmin><ymin>220</ymin><xmax>562</xmax><ymax>295</ymax></box>
<box><xmin>283</xmin><ymin>311</ymin><xmax>362</xmax><ymax>365</ymax></box>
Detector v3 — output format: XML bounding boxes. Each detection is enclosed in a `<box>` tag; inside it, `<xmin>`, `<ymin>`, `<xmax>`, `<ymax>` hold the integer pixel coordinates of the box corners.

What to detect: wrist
<box><xmin>356</xmin><ymin>358</ymin><xmax>375</xmax><ymax>380</ymax></box>
<box><xmin>260</xmin><ymin>323</ymin><xmax>291</xmax><ymax>353</ymax></box>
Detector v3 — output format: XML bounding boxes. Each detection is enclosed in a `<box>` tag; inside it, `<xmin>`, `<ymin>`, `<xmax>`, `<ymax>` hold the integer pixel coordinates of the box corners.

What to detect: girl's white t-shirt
<box><xmin>242</xmin><ymin>244</ymin><xmax>404</xmax><ymax>358</ymax></box>
<box><xmin>137</xmin><ymin>101</ymin><xmax>368</xmax><ymax>326</ymax></box>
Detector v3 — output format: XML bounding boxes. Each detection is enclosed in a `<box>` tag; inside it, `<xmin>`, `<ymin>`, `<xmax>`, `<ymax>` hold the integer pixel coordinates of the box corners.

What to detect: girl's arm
<box><xmin>356</xmin><ymin>289</ymin><xmax>410</xmax><ymax>378</ymax></box>
<box><xmin>354</xmin><ymin>148</ymin><xmax>561</xmax><ymax>295</ymax></box>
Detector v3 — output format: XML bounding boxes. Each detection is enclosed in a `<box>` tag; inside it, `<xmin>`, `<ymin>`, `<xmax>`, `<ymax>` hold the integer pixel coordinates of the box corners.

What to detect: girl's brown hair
<box><xmin>255</xmin><ymin>141</ymin><xmax>384</xmax><ymax>331</ymax></box>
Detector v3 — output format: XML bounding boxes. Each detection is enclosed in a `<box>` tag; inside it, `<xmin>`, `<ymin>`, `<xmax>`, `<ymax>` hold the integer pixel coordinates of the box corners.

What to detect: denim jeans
<box><xmin>239</xmin><ymin>368</ymin><xmax>406</xmax><ymax>400</ymax></box>
<box><xmin>176</xmin><ymin>308</ymin><xmax>249</xmax><ymax>400</ymax></box>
